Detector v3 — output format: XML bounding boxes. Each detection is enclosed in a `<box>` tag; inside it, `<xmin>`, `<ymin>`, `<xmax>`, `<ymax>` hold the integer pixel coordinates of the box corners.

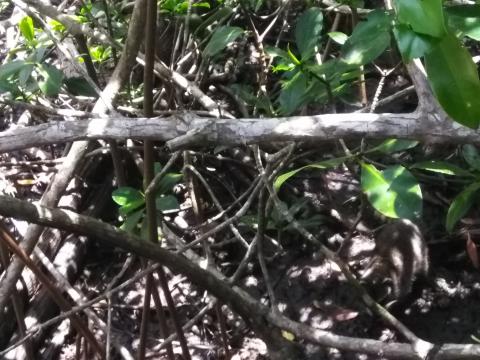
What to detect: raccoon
<box><xmin>361</xmin><ymin>219</ymin><xmax>429</xmax><ymax>300</ymax></box>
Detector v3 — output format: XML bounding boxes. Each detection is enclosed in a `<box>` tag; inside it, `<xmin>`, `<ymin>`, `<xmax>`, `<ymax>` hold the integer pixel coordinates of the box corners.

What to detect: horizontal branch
<box><xmin>0</xmin><ymin>195</ymin><xmax>478</xmax><ymax>359</ymax></box>
<box><xmin>1</xmin><ymin>111</ymin><xmax>479</xmax><ymax>154</ymax></box>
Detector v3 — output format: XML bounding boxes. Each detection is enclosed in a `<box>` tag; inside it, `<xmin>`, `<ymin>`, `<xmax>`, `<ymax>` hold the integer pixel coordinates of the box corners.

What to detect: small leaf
<box><xmin>265</xmin><ymin>46</ymin><xmax>290</xmax><ymax>61</ymax></box>
<box><xmin>281</xmin><ymin>330</ymin><xmax>295</xmax><ymax>341</ymax></box>
<box><xmin>274</xmin><ymin>156</ymin><xmax>349</xmax><ymax>190</ymax></box>
<box><xmin>271</xmin><ymin>62</ymin><xmax>295</xmax><ymax>73</ymax></box>
<box><xmin>371</xmin><ymin>139</ymin><xmax>419</xmax><ymax>154</ymax></box>
<box><xmin>361</xmin><ymin>163</ymin><xmax>422</xmax><ymax>220</ymax></box>
<box><xmin>286</xmin><ymin>44</ymin><xmax>301</xmax><ymax>66</ymax></box>
<box><xmin>49</xmin><ymin>19</ymin><xmax>65</xmax><ymax>33</ymax></box>
<box><xmin>120</xmin><ymin>208</ymin><xmax>144</xmax><ymax>233</ymax></box>
<box><xmin>155</xmin><ymin>168</ymin><xmax>183</xmax><ymax>195</ymax></box>
<box><xmin>295</xmin><ymin>7</ymin><xmax>323</xmax><ymax>59</ymax></box>
<box><xmin>19</xmin><ymin>16</ymin><xmax>35</xmax><ymax>43</ymax></box>
<box><xmin>411</xmin><ymin>161</ymin><xmax>473</xmax><ymax>177</ymax></box>
<box><xmin>203</xmin><ymin>26</ymin><xmax>243</xmax><ymax>57</ymax></box>
<box><xmin>328</xmin><ymin>31</ymin><xmax>348</xmax><ymax>45</ymax></box>
<box><xmin>446</xmin><ymin>182</ymin><xmax>480</xmax><ymax>232</ymax></box>
<box><xmin>113</xmin><ymin>187</ymin><xmax>145</xmax><ymax>214</ymax></box>
<box><xmin>462</xmin><ymin>144</ymin><xmax>480</xmax><ymax>171</ymax></box>
<box><xmin>424</xmin><ymin>33</ymin><xmax>480</xmax><ymax>129</ymax></box>
<box><xmin>112</xmin><ymin>187</ymin><xmax>144</xmax><ymax>205</ymax></box>
<box><xmin>37</xmin><ymin>64</ymin><xmax>64</xmax><ymax>97</ymax></box>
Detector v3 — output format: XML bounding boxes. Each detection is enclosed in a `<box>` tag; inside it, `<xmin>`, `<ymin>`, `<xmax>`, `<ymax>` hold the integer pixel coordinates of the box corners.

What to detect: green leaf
<box><xmin>361</xmin><ymin>163</ymin><xmax>422</xmax><ymax>220</ymax></box>
<box><xmin>194</xmin><ymin>6</ymin><xmax>233</xmax><ymax>37</ymax></box>
<box><xmin>371</xmin><ymin>139</ymin><xmax>419</xmax><ymax>154</ymax></box>
<box><xmin>277</xmin><ymin>71</ymin><xmax>308</xmax><ymax>115</ymax></box>
<box><xmin>64</xmin><ymin>77</ymin><xmax>97</xmax><ymax>97</ymax></box>
<box><xmin>272</xmin><ymin>62</ymin><xmax>295</xmax><ymax>73</ymax></box>
<box><xmin>112</xmin><ymin>187</ymin><xmax>144</xmax><ymax>205</ymax></box>
<box><xmin>156</xmin><ymin>172</ymin><xmax>183</xmax><ymax>195</ymax></box>
<box><xmin>49</xmin><ymin>19</ymin><xmax>66</xmax><ymax>33</ymax></box>
<box><xmin>120</xmin><ymin>208</ymin><xmax>144</xmax><ymax>233</ymax></box>
<box><xmin>395</xmin><ymin>0</ymin><xmax>446</xmax><ymax>37</ymax></box>
<box><xmin>295</xmin><ymin>7</ymin><xmax>323</xmax><ymax>60</ymax></box>
<box><xmin>203</xmin><ymin>26</ymin><xmax>243</xmax><ymax>57</ymax></box>
<box><xmin>0</xmin><ymin>80</ymin><xmax>18</xmax><ymax>94</ymax></box>
<box><xmin>462</xmin><ymin>145</ymin><xmax>480</xmax><ymax>171</ymax></box>
<box><xmin>193</xmin><ymin>2</ymin><xmax>211</xmax><ymax>9</ymax></box>
<box><xmin>446</xmin><ymin>182</ymin><xmax>480</xmax><ymax>232</ymax></box>
<box><xmin>156</xmin><ymin>194</ymin><xmax>180</xmax><ymax>212</ymax></box>
<box><xmin>341</xmin><ymin>10</ymin><xmax>391</xmax><ymax>66</ymax></box>
<box><xmin>274</xmin><ymin>156</ymin><xmax>349</xmax><ymax>190</ymax></box>
<box><xmin>424</xmin><ymin>34</ymin><xmax>480</xmax><ymax>129</ymax></box>
<box><xmin>286</xmin><ymin>44</ymin><xmax>301</xmax><ymax>66</ymax></box>
<box><xmin>112</xmin><ymin>187</ymin><xmax>145</xmax><ymax>214</ymax></box>
<box><xmin>18</xmin><ymin>63</ymin><xmax>34</xmax><ymax>87</ymax></box>
<box><xmin>328</xmin><ymin>31</ymin><xmax>348</xmax><ymax>45</ymax></box>
<box><xmin>265</xmin><ymin>46</ymin><xmax>290</xmax><ymax>61</ymax></box>
<box><xmin>31</xmin><ymin>47</ymin><xmax>48</xmax><ymax>64</ymax></box>
<box><xmin>446</xmin><ymin>5</ymin><xmax>480</xmax><ymax>41</ymax></box>
<box><xmin>411</xmin><ymin>161</ymin><xmax>473</xmax><ymax>177</ymax></box>
<box><xmin>393</xmin><ymin>24</ymin><xmax>438</xmax><ymax>61</ymax></box>
<box><xmin>19</xmin><ymin>16</ymin><xmax>35</xmax><ymax>43</ymax></box>
<box><xmin>306</xmin><ymin>59</ymin><xmax>355</xmax><ymax>82</ymax></box>
<box><xmin>37</xmin><ymin>64</ymin><xmax>64</xmax><ymax>97</ymax></box>
<box><xmin>0</xmin><ymin>60</ymin><xmax>29</xmax><ymax>80</ymax></box>
<box><xmin>89</xmin><ymin>45</ymin><xmax>111</xmax><ymax>63</ymax></box>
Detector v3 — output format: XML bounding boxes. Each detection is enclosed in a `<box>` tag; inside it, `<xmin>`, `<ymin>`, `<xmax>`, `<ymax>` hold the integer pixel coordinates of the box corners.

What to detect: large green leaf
<box><xmin>424</xmin><ymin>34</ymin><xmax>480</xmax><ymax>129</ymax></box>
<box><xmin>393</xmin><ymin>24</ymin><xmax>438</xmax><ymax>61</ymax></box>
<box><xmin>446</xmin><ymin>5</ymin><xmax>480</xmax><ymax>41</ymax></box>
<box><xmin>203</xmin><ymin>26</ymin><xmax>243</xmax><ymax>57</ymax></box>
<box><xmin>395</xmin><ymin>0</ymin><xmax>446</xmax><ymax>37</ymax></box>
<box><xmin>295</xmin><ymin>7</ymin><xmax>323</xmax><ymax>60</ymax></box>
<box><xmin>341</xmin><ymin>10</ymin><xmax>391</xmax><ymax>66</ymax></box>
<box><xmin>446</xmin><ymin>182</ymin><xmax>480</xmax><ymax>232</ymax></box>
<box><xmin>361</xmin><ymin>163</ymin><xmax>422</xmax><ymax>220</ymax></box>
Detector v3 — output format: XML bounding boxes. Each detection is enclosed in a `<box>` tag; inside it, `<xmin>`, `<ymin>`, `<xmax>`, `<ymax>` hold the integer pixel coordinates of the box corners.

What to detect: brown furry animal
<box><xmin>361</xmin><ymin>219</ymin><xmax>429</xmax><ymax>300</ymax></box>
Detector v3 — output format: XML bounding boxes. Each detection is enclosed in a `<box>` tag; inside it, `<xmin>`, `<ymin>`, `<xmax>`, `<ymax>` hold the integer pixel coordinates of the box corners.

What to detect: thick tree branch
<box><xmin>1</xmin><ymin>111</ymin><xmax>479</xmax><ymax>154</ymax></box>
